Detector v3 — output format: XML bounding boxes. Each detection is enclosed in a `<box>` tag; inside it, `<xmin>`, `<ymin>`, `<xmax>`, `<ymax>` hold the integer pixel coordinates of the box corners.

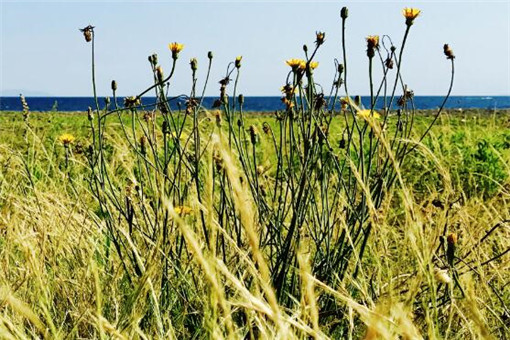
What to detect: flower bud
<box><xmin>235</xmin><ymin>56</ymin><xmax>242</xmax><ymax>69</ymax></box>
<box><xmin>303</xmin><ymin>44</ymin><xmax>308</xmax><ymax>53</ymax></box>
<box><xmin>238</xmin><ymin>94</ymin><xmax>244</xmax><ymax>106</ymax></box>
<box><xmin>446</xmin><ymin>232</ymin><xmax>457</xmax><ymax>266</ymax></box>
<box><xmin>87</xmin><ymin>107</ymin><xmax>94</xmax><ymax>121</ymax></box>
<box><xmin>208</xmin><ymin>51</ymin><xmax>213</xmax><ymax>59</ymax></box>
<box><xmin>249</xmin><ymin>125</ymin><xmax>258</xmax><ymax>145</ymax></box>
<box><xmin>340</xmin><ymin>7</ymin><xmax>348</xmax><ymax>19</ymax></box>
<box><xmin>162</xmin><ymin>120</ymin><xmax>169</xmax><ymax>134</ymax></box>
<box><xmin>156</xmin><ymin>66</ymin><xmax>164</xmax><ymax>82</ymax></box>
<box><xmin>190</xmin><ymin>58</ymin><xmax>198</xmax><ymax>71</ymax></box>
<box><xmin>140</xmin><ymin>136</ymin><xmax>147</xmax><ymax>155</ymax></box>
<box><xmin>111</xmin><ymin>80</ymin><xmax>117</xmax><ymax>92</ymax></box>
<box><xmin>338</xmin><ymin>63</ymin><xmax>344</xmax><ymax>74</ymax></box>
<box><xmin>339</xmin><ymin>137</ymin><xmax>346</xmax><ymax>149</ymax></box>
<box><xmin>151</xmin><ymin>53</ymin><xmax>158</xmax><ymax>66</ymax></box>
<box><xmin>215</xmin><ymin>112</ymin><xmax>222</xmax><ymax>127</ymax></box>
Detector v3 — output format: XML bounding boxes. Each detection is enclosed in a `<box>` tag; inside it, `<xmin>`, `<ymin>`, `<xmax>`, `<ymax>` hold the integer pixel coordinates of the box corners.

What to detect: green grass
<box><xmin>1</xmin><ymin>109</ymin><xmax>509</xmax><ymax>339</ymax></box>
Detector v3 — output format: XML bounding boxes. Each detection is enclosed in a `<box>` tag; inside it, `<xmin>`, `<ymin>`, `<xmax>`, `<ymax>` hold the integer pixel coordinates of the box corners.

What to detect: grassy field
<box><xmin>0</xmin><ymin>109</ymin><xmax>509</xmax><ymax>339</ymax></box>
<box><xmin>1</xmin><ymin>6</ymin><xmax>509</xmax><ymax>339</ymax></box>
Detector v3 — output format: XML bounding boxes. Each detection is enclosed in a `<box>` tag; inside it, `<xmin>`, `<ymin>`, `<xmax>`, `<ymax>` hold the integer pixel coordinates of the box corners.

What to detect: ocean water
<box><xmin>1</xmin><ymin>96</ymin><xmax>509</xmax><ymax>112</ymax></box>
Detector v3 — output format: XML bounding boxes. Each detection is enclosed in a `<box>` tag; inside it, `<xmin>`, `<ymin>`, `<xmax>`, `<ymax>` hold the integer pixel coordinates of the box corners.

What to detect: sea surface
<box><xmin>1</xmin><ymin>96</ymin><xmax>509</xmax><ymax>112</ymax></box>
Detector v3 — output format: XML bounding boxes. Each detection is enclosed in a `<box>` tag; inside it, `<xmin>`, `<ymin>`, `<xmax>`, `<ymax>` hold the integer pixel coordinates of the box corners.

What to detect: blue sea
<box><xmin>1</xmin><ymin>96</ymin><xmax>509</xmax><ymax>112</ymax></box>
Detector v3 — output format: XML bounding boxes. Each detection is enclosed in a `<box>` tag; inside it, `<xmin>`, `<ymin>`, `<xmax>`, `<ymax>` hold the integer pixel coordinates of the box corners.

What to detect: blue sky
<box><xmin>1</xmin><ymin>0</ymin><xmax>509</xmax><ymax>96</ymax></box>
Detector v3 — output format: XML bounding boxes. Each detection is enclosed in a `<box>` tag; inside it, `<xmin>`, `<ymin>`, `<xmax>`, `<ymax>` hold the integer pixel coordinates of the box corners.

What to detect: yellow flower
<box><xmin>309</xmin><ymin>61</ymin><xmax>319</xmax><ymax>69</ymax></box>
<box><xmin>286</xmin><ymin>58</ymin><xmax>306</xmax><ymax>70</ymax></box>
<box><xmin>58</xmin><ymin>133</ymin><xmax>75</xmax><ymax>146</ymax></box>
<box><xmin>342</xmin><ymin>97</ymin><xmax>381</xmax><ymax>120</ymax></box>
<box><xmin>174</xmin><ymin>205</ymin><xmax>192</xmax><ymax>215</ymax></box>
<box><xmin>168</xmin><ymin>42</ymin><xmax>184</xmax><ymax>58</ymax></box>
<box><xmin>168</xmin><ymin>42</ymin><xmax>184</xmax><ymax>53</ymax></box>
<box><xmin>402</xmin><ymin>8</ymin><xmax>421</xmax><ymax>25</ymax></box>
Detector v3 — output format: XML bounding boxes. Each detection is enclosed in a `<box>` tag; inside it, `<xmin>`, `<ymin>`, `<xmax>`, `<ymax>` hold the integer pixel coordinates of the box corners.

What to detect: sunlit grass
<box><xmin>1</xmin><ymin>5</ymin><xmax>509</xmax><ymax>339</ymax></box>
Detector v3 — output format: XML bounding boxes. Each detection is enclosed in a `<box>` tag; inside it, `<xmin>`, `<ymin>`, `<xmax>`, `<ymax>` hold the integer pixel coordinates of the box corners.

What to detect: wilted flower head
<box><xmin>168</xmin><ymin>42</ymin><xmax>184</xmax><ymax>59</ymax></box>
<box><xmin>235</xmin><ymin>55</ymin><xmax>242</xmax><ymax>68</ymax></box>
<box><xmin>366</xmin><ymin>35</ymin><xmax>380</xmax><ymax>58</ymax></box>
<box><xmin>281</xmin><ymin>97</ymin><xmax>295</xmax><ymax>109</ymax></box>
<box><xmin>59</xmin><ymin>133</ymin><xmax>75</xmax><ymax>146</ymax></box>
<box><xmin>124</xmin><ymin>96</ymin><xmax>141</xmax><ymax>108</ymax></box>
<box><xmin>315</xmin><ymin>31</ymin><xmax>325</xmax><ymax>46</ymax></box>
<box><xmin>79</xmin><ymin>25</ymin><xmax>94</xmax><ymax>42</ymax></box>
<box><xmin>402</xmin><ymin>8</ymin><xmax>421</xmax><ymax>25</ymax></box>
<box><xmin>443</xmin><ymin>44</ymin><xmax>455</xmax><ymax>59</ymax></box>
<box><xmin>366</xmin><ymin>35</ymin><xmax>379</xmax><ymax>50</ymax></box>
<box><xmin>447</xmin><ymin>232</ymin><xmax>458</xmax><ymax>244</ymax></box>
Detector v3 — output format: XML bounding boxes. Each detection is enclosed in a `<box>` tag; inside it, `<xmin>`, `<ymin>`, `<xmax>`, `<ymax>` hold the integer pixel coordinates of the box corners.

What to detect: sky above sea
<box><xmin>1</xmin><ymin>0</ymin><xmax>509</xmax><ymax>97</ymax></box>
